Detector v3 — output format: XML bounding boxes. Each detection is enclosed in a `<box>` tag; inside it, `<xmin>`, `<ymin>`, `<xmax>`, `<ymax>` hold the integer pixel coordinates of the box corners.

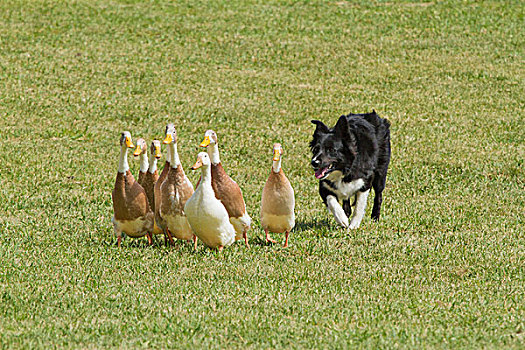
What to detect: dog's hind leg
<box><xmin>342</xmin><ymin>199</ymin><xmax>352</xmax><ymax>218</ymax></box>
<box><xmin>371</xmin><ymin>171</ymin><xmax>387</xmax><ymax>221</ymax></box>
<box><xmin>349</xmin><ymin>190</ymin><xmax>370</xmax><ymax>229</ymax></box>
<box><xmin>371</xmin><ymin>189</ymin><xmax>383</xmax><ymax>221</ymax></box>
<box><xmin>372</xmin><ymin>132</ymin><xmax>390</xmax><ymax>221</ymax></box>
<box><xmin>326</xmin><ymin>195</ymin><xmax>349</xmax><ymax>228</ymax></box>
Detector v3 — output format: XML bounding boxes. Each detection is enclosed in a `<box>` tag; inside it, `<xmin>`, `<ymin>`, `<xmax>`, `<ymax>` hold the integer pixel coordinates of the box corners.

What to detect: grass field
<box><xmin>0</xmin><ymin>0</ymin><xmax>524</xmax><ymax>348</ymax></box>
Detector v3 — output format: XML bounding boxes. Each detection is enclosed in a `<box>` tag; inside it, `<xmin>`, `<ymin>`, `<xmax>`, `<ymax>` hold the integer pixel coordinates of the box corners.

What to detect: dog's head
<box><xmin>309</xmin><ymin>116</ymin><xmax>356</xmax><ymax>180</ymax></box>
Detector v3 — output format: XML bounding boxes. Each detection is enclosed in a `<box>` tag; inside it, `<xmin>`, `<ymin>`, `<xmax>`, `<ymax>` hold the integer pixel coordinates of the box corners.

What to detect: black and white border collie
<box><xmin>310</xmin><ymin>111</ymin><xmax>391</xmax><ymax>229</ymax></box>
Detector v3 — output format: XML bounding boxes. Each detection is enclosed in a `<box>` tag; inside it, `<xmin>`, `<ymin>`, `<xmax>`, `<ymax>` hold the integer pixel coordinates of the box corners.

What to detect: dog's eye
<box><xmin>312</xmin><ymin>146</ymin><xmax>320</xmax><ymax>154</ymax></box>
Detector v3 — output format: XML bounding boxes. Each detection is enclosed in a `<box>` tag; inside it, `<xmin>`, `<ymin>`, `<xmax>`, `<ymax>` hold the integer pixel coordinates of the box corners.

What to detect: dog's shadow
<box><xmin>293</xmin><ymin>218</ymin><xmax>334</xmax><ymax>232</ymax></box>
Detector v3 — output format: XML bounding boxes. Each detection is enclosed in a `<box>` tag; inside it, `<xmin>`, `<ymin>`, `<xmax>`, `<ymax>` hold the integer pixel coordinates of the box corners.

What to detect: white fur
<box><xmin>326</xmin><ymin>195</ymin><xmax>349</xmax><ymax>228</ymax></box>
<box><xmin>230</xmin><ymin>211</ymin><xmax>252</xmax><ymax>240</ymax></box>
<box><xmin>260</xmin><ymin>212</ymin><xmax>295</xmax><ymax>234</ymax></box>
<box><xmin>112</xmin><ymin>216</ymin><xmax>149</xmax><ymax>238</ymax></box>
<box><xmin>118</xmin><ymin>145</ymin><xmax>130</xmax><ymax>173</ymax></box>
<box><xmin>349</xmin><ymin>189</ymin><xmax>370</xmax><ymax>229</ymax></box>
<box><xmin>324</xmin><ymin>171</ymin><xmax>365</xmax><ymax>199</ymax></box>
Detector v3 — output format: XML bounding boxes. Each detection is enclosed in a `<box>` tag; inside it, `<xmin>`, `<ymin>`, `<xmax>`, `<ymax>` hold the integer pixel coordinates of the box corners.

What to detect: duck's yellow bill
<box><xmin>191</xmin><ymin>159</ymin><xmax>203</xmax><ymax>170</ymax></box>
<box><xmin>125</xmin><ymin>137</ymin><xmax>134</xmax><ymax>148</ymax></box>
<box><xmin>133</xmin><ymin>145</ymin><xmax>142</xmax><ymax>156</ymax></box>
<box><xmin>163</xmin><ymin>134</ymin><xmax>173</xmax><ymax>144</ymax></box>
<box><xmin>199</xmin><ymin>136</ymin><xmax>210</xmax><ymax>147</ymax></box>
<box><xmin>273</xmin><ymin>150</ymin><xmax>281</xmax><ymax>161</ymax></box>
<box><xmin>154</xmin><ymin>146</ymin><xmax>162</xmax><ymax>159</ymax></box>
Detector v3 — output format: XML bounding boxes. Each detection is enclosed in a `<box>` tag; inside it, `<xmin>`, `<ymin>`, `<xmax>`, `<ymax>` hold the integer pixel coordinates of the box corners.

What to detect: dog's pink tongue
<box><xmin>315</xmin><ymin>167</ymin><xmax>328</xmax><ymax>179</ymax></box>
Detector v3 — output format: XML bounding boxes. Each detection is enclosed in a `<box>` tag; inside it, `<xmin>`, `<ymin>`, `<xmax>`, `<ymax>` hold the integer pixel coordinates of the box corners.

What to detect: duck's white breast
<box><xmin>113</xmin><ymin>217</ymin><xmax>149</xmax><ymax>238</ymax></box>
<box><xmin>185</xmin><ymin>188</ymin><xmax>236</xmax><ymax>248</ymax></box>
<box><xmin>164</xmin><ymin>214</ymin><xmax>193</xmax><ymax>240</ymax></box>
<box><xmin>261</xmin><ymin>212</ymin><xmax>295</xmax><ymax>234</ymax></box>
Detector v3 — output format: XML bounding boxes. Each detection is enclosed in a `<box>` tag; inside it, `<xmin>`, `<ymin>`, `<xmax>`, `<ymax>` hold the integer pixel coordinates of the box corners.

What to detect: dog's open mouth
<box><xmin>314</xmin><ymin>164</ymin><xmax>334</xmax><ymax>179</ymax></box>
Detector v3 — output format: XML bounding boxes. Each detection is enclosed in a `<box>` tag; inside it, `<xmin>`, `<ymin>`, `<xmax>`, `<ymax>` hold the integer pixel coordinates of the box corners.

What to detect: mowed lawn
<box><xmin>0</xmin><ymin>0</ymin><xmax>523</xmax><ymax>348</ymax></box>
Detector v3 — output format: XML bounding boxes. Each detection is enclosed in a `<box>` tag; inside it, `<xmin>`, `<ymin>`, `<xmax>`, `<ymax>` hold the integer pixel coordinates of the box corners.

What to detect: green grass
<box><xmin>0</xmin><ymin>0</ymin><xmax>524</xmax><ymax>348</ymax></box>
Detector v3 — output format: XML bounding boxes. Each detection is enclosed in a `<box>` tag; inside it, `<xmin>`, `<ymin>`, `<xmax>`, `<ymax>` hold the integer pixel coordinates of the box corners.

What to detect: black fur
<box><xmin>310</xmin><ymin>111</ymin><xmax>391</xmax><ymax>222</ymax></box>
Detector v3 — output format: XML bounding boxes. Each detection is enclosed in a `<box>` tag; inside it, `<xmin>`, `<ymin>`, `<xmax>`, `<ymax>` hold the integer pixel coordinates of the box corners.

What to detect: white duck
<box><xmin>159</xmin><ymin>127</ymin><xmax>195</xmax><ymax>245</ymax></box>
<box><xmin>185</xmin><ymin>152</ymin><xmax>236</xmax><ymax>251</ymax></box>
<box><xmin>111</xmin><ymin>131</ymin><xmax>154</xmax><ymax>246</ymax></box>
<box><xmin>260</xmin><ymin>143</ymin><xmax>295</xmax><ymax>247</ymax></box>
<box><xmin>199</xmin><ymin>130</ymin><xmax>251</xmax><ymax>248</ymax></box>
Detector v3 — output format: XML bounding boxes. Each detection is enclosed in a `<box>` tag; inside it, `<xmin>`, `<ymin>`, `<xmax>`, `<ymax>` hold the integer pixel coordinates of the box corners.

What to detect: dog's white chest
<box><xmin>324</xmin><ymin>171</ymin><xmax>364</xmax><ymax>199</ymax></box>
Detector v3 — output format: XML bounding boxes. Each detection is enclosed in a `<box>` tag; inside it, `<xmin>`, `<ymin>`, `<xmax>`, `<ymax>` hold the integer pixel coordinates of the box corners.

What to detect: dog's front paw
<box><xmin>348</xmin><ymin>222</ymin><xmax>360</xmax><ymax>230</ymax></box>
<box><xmin>335</xmin><ymin>216</ymin><xmax>349</xmax><ymax>228</ymax></box>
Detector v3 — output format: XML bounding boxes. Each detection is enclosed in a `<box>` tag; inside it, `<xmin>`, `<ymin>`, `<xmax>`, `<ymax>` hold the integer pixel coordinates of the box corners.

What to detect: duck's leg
<box><xmin>146</xmin><ymin>232</ymin><xmax>153</xmax><ymax>246</ymax></box>
<box><xmin>113</xmin><ymin>221</ymin><xmax>122</xmax><ymax>247</ymax></box>
<box><xmin>265</xmin><ymin>229</ymin><xmax>277</xmax><ymax>244</ymax></box>
<box><xmin>166</xmin><ymin>229</ymin><xmax>175</xmax><ymax>246</ymax></box>
<box><xmin>217</xmin><ymin>245</ymin><xmax>224</xmax><ymax>252</ymax></box>
<box><xmin>243</xmin><ymin>229</ymin><xmax>250</xmax><ymax>249</ymax></box>
<box><xmin>193</xmin><ymin>235</ymin><xmax>198</xmax><ymax>250</ymax></box>
<box><xmin>283</xmin><ymin>230</ymin><xmax>290</xmax><ymax>248</ymax></box>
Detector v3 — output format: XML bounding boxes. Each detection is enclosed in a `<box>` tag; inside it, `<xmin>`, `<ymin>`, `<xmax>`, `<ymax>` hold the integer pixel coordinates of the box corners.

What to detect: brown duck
<box><xmin>260</xmin><ymin>143</ymin><xmax>295</xmax><ymax>247</ymax></box>
<box><xmin>111</xmin><ymin>131</ymin><xmax>154</xmax><ymax>247</ymax></box>
<box><xmin>199</xmin><ymin>130</ymin><xmax>251</xmax><ymax>248</ymax></box>
<box><xmin>159</xmin><ymin>127</ymin><xmax>195</xmax><ymax>245</ymax></box>
<box><xmin>140</xmin><ymin>139</ymin><xmax>163</xmax><ymax>236</ymax></box>
<box><xmin>154</xmin><ymin>125</ymin><xmax>174</xmax><ymax>244</ymax></box>
<box><xmin>133</xmin><ymin>138</ymin><xmax>149</xmax><ymax>185</ymax></box>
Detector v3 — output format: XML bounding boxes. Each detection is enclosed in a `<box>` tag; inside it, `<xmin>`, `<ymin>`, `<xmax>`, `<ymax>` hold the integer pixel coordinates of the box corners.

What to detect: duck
<box><xmin>184</xmin><ymin>152</ymin><xmax>236</xmax><ymax>251</ymax></box>
<box><xmin>159</xmin><ymin>126</ymin><xmax>195</xmax><ymax>245</ymax></box>
<box><xmin>111</xmin><ymin>131</ymin><xmax>154</xmax><ymax>247</ymax></box>
<box><xmin>133</xmin><ymin>138</ymin><xmax>149</xmax><ymax>185</ymax></box>
<box><xmin>260</xmin><ymin>143</ymin><xmax>295</xmax><ymax>247</ymax></box>
<box><xmin>154</xmin><ymin>124</ymin><xmax>173</xmax><ymax>245</ymax></box>
<box><xmin>199</xmin><ymin>130</ymin><xmax>251</xmax><ymax>248</ymax></box>
<box><xmin>142</xmin><ymin>140</ymin><xmax>163</xmax><ymax>235</ymax></box>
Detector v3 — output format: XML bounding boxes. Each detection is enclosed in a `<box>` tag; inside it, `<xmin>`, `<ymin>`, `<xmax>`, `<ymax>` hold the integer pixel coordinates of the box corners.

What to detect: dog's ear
<box><xmin>334</xmin><ymin>115</ymin><xmax>349</xmax><ymax>137</ymax></box>
<box><xmin>311</xmin><ymin>120</ymin><xmax>329</xmax><ymax>134</ymax></box>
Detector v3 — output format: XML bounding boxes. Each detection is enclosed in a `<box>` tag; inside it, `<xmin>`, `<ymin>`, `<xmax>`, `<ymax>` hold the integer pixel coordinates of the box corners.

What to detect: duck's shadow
<box><xmin>250</xmin><ymin>236</ymin><xmax>280</xmax><ymax>247</ymax></box>
<box><xmin>249</xmin><ymin>218</ymin><xmax>335</xmax><ymax>247</ymax></box>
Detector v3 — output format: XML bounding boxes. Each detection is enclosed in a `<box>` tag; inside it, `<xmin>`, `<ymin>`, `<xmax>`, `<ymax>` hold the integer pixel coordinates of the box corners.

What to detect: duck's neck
<box><xmin>166</xmin><ymin>144</ymin><xmax>171</xmax><ymax>165</ymax></box>
<box><xmin>168</xmin><ymin>143</ymin><xmax>181</xmax><ymax>168</ymax></box>
<box><xmin>272</xmin><ymin>159</ymin><xmax>282</xmax><ymax>173</ymax></box>
<box><xmin>118</xmin><ymin>145</ymin><xmax>130</xmax><ymax>173</ymax></box>
<box><xmin>207</xmin><ymin>143</ymin><xmax>220</xmax><ymax>165</ymax></box>
<box><xmin>139</xmin><ymin>153</ymin><xmax>149</xmax><ymax>173</ymax></box>
<box><xmin>200</xmin><ymin>165</ymin><xmax>212</xmax><ymax>186</ymax></box>
<box><xmin>148</xmin><ymin>153</ymin><xmax>158</xmax><ymax>174</ymax></box>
